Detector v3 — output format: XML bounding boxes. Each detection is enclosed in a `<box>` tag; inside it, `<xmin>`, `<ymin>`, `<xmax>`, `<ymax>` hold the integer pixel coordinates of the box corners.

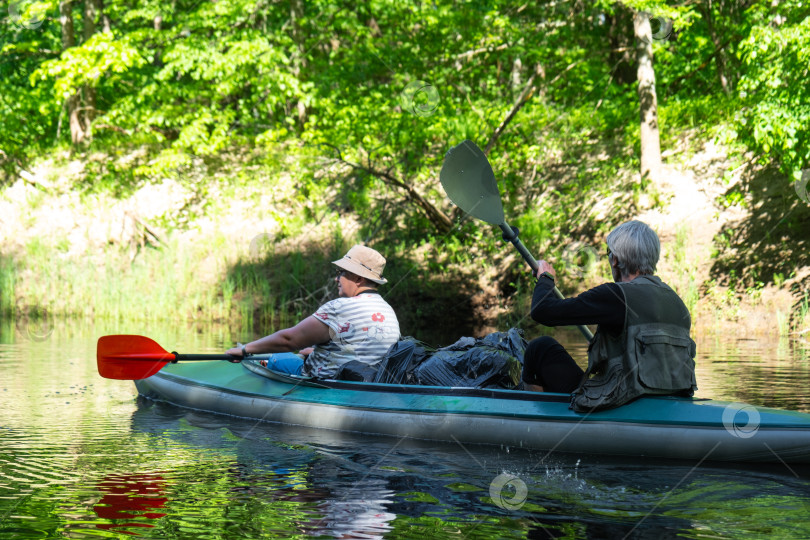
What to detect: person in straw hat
<box><xmin>226</xmin><ymin>245</ymin><xmax>400</xmax><ymax>379</ymax></box>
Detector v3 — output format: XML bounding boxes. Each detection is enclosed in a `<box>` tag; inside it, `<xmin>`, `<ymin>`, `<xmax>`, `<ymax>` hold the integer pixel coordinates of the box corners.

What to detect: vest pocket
<box><xmin>635</xmin><ymin>332</ymin><xmax>695</xmax><ymax>390</ymax></box>
<box><xmin>572</xmin><ymin>362</ymin><xmax>634</xmax><ymax>412</ymax></box>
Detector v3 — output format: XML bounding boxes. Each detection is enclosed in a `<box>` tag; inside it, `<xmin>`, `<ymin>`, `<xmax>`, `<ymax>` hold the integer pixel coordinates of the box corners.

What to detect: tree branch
<box><xmin>665</xmin><ymin>38</ymin><xmax>732</xmax><ymax>95</ymax></box>
<box><xmin>323</xmin><ymin>149</ymin><xmax>453</xmax><ymax>233</ymax></box>
<box><xmin>483</xmin><ymin>59</ymin><xmax>584</xmax><ymax>155</ymax></box>
<box><xmin>454</xmin><ymin>42</ymin><xmax>509</xmax><ymax>62</ymax></box>
<box><xmin>484</xmin><ymin>65</ymin><xmax>540</xmax><ymax>155</ymax></box>
<box><xmin>95</xmin><ymin>124</ymin><xmax>133</xmax><ymax>135</ymax></box>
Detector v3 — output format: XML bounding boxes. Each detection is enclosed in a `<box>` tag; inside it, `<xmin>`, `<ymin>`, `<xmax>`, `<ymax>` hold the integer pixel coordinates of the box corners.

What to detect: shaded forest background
<box><xmin>1</xmin><ymin>0</ymin><xmax>808</xmax><ymax>343</ymax></box>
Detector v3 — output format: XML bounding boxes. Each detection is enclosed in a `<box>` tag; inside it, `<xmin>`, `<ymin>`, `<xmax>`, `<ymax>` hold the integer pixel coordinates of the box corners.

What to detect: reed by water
<box><xmin>0</xmin><ymin>233</ymin><xmax>321</xmax><ymax>332</ymax></box>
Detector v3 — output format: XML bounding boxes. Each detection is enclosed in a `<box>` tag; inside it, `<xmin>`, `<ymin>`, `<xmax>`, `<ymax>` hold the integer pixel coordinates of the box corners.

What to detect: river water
<box><xmin>2</xmin><ymin>318</ymin><xmax>810</xmax><ymax>539</ymax></box>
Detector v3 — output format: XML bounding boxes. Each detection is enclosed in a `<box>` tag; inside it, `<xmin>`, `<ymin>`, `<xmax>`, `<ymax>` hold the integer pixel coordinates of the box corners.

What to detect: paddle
<box><xmin>97</xmin><ymin>335</ymin><xmax>239</xmax><ymax>380</ymax></box>
<box><xmin>97</xmin><ymin>335</ymin><xmax>329</xmax><ymax>388</ymax></box>
<box><xmin>439</xmin><ymin>140</ymin><xmax>594</xmax><ymax>341</ymax></box>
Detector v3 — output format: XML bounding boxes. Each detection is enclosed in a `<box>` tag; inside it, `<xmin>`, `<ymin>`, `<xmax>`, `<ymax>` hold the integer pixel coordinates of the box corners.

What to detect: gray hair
<box><xmin>606</xmin><ymin>220</ymin><xmax>660</xmax><ymax>276</ymax></box>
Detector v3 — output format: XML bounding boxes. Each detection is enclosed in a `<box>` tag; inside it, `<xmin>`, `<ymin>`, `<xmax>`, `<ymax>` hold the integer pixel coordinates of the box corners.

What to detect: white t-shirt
<box><xmin>304</xmin><ymin>292</ymin><xmax>400</xmax><ymax>379</ymax></box>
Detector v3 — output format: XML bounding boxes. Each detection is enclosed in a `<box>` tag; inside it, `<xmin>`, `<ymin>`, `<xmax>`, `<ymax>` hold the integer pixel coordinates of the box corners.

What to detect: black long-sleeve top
<box><xmin>531</xmin><ymin>275</ymin><xmax>626</xmax><ymax>335</ymax></box>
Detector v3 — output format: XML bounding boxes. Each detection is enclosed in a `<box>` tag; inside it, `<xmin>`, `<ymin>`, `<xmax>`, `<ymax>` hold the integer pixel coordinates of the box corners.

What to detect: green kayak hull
<box><xmin>133</xmin><ymin>356</ymin><xmax>810</xmax><ymax>463</ymax></box>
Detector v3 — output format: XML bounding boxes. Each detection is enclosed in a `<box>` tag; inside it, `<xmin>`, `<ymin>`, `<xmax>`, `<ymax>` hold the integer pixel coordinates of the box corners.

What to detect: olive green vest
<box><xmin>570</xmin><ymin>275</ymin><xmax>697</xmax><ymax>412</ymax></box>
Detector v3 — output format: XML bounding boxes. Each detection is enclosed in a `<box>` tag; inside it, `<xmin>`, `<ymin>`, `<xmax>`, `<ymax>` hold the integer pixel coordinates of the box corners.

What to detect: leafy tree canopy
<box><xmin>1</xmin><ymin>0</ymin><xmax>807</xmax><ymax>234</ymax></box>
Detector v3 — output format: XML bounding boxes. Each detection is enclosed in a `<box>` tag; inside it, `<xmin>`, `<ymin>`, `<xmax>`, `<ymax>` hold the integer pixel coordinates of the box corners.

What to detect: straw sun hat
<box><xmin>332</xmin><ymin>245</ymin><xmax>388</xmax><ymax>285</ymax></box>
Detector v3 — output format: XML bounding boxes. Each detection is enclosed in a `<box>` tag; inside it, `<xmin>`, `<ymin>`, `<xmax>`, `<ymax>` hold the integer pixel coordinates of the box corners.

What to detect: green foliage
<box><xmin>0</xmin><ymin>3</ymin><xmax>59</xmax><ymax>176</ymax></box>
<box><xmin>34</xmin><ymin>31</ymin><xmax>145</xmax><ymax>100</ymax></box>
<box><xmin>0</xmin><ymin>0</ymin><xmax>805</xmax><ymax>197</ymax></box>
<box><xmin>718</xmin><ymin>189</ymin><xmax>747</xmax><ymax>209</ymax></box>
<box><xmin>2</xmin><ymin>0</ymin><xmax>809</xmax><ymax>333</ymax></box>
<box><xmin>734</xmin><ymin>3</ymin><xmax>810</xmax><ymax>177</ymax></box>
<box><xmin>0</xmin><ymin>254</ymin><xmax>17</xmax><ymax>317</ymax></box>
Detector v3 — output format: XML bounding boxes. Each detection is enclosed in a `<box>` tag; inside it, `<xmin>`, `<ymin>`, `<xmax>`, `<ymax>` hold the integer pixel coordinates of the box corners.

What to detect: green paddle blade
<box><xmin>439</xmin><ymin>140</ymin><xmax>505</xmax><ymax>225</ymax></box>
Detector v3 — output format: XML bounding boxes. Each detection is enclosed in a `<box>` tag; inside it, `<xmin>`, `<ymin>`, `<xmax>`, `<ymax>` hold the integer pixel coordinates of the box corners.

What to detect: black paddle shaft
<box><xmin>500</xmin><ymin>223</ymin><xmax>569</xmax><ymax>302</ymax></box>
<box><xmin>172</xmin><ymin>353</ymin><xmax>238</xmax><ymax>361</ymax></box>
<box><xmin>501</xmin><ymin>223</ymin><xmax>593</xmax><ymax>340</ymax></box>
<box><xmin>499</xmin><ymin>223</ymin><xmax>539</xmax><ymax>272</ymax></box>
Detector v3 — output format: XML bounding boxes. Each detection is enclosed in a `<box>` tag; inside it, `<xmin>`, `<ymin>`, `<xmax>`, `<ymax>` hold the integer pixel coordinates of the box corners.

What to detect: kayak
<box><xmin>133</xmin><ymin>354</ymin><xmax>810</xmax><ymax>464</ymax></box>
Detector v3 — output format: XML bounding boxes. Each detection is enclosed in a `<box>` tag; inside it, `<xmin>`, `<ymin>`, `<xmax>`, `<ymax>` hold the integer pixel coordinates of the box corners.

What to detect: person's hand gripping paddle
<box><xmin>439</xmin><ymin>139</ymin><xmax>594</xmax><ymax>342</ymax></box>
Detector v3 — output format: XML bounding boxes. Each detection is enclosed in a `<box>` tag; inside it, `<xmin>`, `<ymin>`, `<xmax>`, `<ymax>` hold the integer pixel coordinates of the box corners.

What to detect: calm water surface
<box><xmin>2</xmin><ymin>319</ymin><xmax>810</xmax><ymax>539</ymax></box>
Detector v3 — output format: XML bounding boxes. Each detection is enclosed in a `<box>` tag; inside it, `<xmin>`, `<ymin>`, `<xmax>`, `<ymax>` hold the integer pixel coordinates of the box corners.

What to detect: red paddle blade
<box><xmin>97</xmin><ymin>335</ymin><xmax>176</xmax><ymax>380</ymax></box>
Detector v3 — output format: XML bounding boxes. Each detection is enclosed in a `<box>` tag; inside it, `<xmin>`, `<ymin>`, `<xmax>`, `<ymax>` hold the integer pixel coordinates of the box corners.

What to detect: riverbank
<box><xmin>1</xmin><ymin>136</ymin><xmax>808</xmax><ymax>344</ymax></box>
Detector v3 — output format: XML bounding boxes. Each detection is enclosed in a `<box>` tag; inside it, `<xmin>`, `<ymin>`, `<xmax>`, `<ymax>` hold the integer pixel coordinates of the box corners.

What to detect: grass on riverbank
<box><xmin>2</xmin><ymin>205</ymin><xmax>807</xmax><ymax>344</ymax></box>
<box><xmin>0</xmin><ymin>224</ymin><xmax>495</xmax><ymax>344</ymax></box>
<box><xmin>1</xmin><ymin>235</ymin><xmax>238</xmax><ymax>322</ymax></box>
<box><xmin>3</xmin><ymin>227</ymin><xmax>808</xmax><ymax>348</ymax></box>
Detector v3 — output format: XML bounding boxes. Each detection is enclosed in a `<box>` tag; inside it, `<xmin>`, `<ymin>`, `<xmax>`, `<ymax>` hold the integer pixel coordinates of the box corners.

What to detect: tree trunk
<box><xmin>81</xmin><ymin>0</ymin><xmax>96</xmax><ymax>41</ymax></box>
<box><xmin>59</xmin><ymin>2</ymin><xmax>75</xmax><ymax>61</ymax></box>
<box><xmin>290</xmin><ymin>0</ymin><xmax>307</xmax><ymax>123</ymax></box>
<box><xmin>99</xmin><ymin>0</ymin><xmax>110</xmax><ymax>32</ymax></box>
<box><xmin>700</xmin><ymin>1</ymin><xmax>731</xmax><ymax>94</ymax></box>
<box><xmin>60</xmin><ymin>1</ymin><xmax>86</xmax><ymax>145</ymax></box>
<box><xmin>81</xmin><ymin>0</ymin><xmax>99</xmax><ymax>139</ymax></box>
<box><xmin>606</xmin><ymin>4</ymin><xmax>637</xmax><ymax>85</ymax></box>
<box><xmin>290</xmin><ymin>0</ymin><xmax>304</xmax><ymax>63</ymax></box>
<box><xmin>634</xmin><ymin>11</ymin><xmax>662</xmax><ymax>182</ymax></box>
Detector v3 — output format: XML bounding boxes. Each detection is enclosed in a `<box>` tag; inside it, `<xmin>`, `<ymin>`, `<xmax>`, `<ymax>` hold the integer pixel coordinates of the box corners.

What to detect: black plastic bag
<box><xmin>414</xmin><ymin>347</ymin><xmax>520</xmax><ymax>388</ymax></box>
<box><xmin>373</xmin><ymin>337</ymin><xmax>432</xmax><ymax>384</ymax></box>
<box><xmin>478</xmin><ymin>328</ymin><xmax>528</xmax><ymax>360</ymax></box>
<box><xmin>335</xmin><ymin>360</ymin><xmax>379</xmax><ymax>382</ymax></box>
<box><xmin>377</xmin><ymin>328</ymin><xmax>527</xmax><ymax>389</ymax></box>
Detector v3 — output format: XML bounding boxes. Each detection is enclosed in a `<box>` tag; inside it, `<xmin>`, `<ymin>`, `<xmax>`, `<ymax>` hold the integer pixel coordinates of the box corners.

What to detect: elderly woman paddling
<box><xmin>522</xmin><ymin>220</ymin><xmax>697</xmax><ymax>412</ymax></box>
<box><xmin>226</xmin><ymin>245</ymin><xmax>401</xmax><ymax>379</ymax></box>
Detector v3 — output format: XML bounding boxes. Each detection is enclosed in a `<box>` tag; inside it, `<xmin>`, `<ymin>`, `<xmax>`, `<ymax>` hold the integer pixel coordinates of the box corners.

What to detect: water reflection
<box><xmin>2</xmin><ymin>319</ymin><xmax>810</xmax><ymax>539</ymax></box>
<box><xmin>130</xmin><ymin>400</ymin><xmax>400</xmax><ymax>538</ymax></box>
<box><xmin>94</xmin><ymin>473</ymin><xmax>168</xmax><ymax>535</ymax></box>
<box><xmin>128</xmin><ymin>399</ymin><xmax>810</xmax><ymax>539</ymax></box>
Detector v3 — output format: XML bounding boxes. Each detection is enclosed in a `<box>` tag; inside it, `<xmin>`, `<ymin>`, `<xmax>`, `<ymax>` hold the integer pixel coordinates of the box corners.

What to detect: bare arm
<box><xmin>226</xmin><ymin>316</ymin><xmax>331</xmax><ymax>358</ymax></box>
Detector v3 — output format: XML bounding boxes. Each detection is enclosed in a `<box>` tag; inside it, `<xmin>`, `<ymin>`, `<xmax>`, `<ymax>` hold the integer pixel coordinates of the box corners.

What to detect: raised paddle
<box><xmin>439</xmin><ymin>139</ymin><xmax>594</xmax><ymax>342</ymax></box>
<box><xmin>97</xmin><ymin>335</ymin><xmax>237</xmax><ymax>380</ymax></box>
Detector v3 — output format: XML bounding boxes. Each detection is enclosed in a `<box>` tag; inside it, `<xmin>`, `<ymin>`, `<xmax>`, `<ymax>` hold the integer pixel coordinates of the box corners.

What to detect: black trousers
<box><xmin>522</xmin><ymin>336</ymin><xmax>585</xmax><ymax>393</ymax></box>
